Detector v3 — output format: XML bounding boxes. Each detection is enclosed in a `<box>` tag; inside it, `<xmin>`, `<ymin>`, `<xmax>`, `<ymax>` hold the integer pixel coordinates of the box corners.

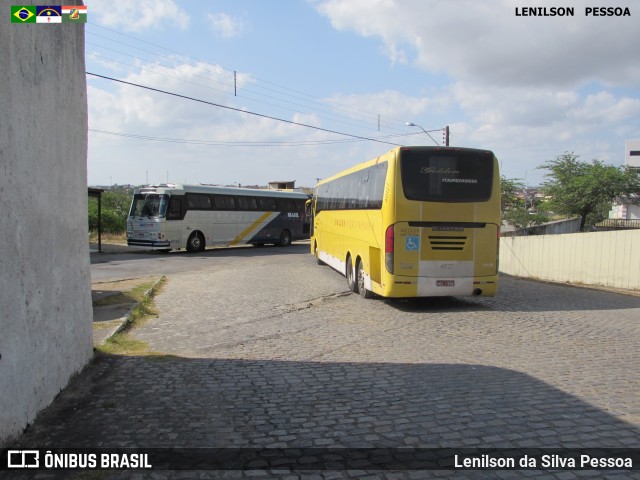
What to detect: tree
<box><xmin>501</xmin><ymin>176</ymin><xmax>525</xmax><ymax>213</ymax></box>
<box><xmin>539</xmin><ymin>152</ymin><xmax>640</xmax><ymax>231</ymax></box>
<box><xmin>88</xmin><ymin>190</ymin><xmax>132</xmax><ymax>234</ymax></box>
<box><xmin>500</xmin><ymin>176</ymin><xmax>549</xmax><ymax>229</ymax></box>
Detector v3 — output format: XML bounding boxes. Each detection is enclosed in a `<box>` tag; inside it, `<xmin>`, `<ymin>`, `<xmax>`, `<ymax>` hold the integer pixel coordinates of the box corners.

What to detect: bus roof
<box><xmin>316</xmin><ymin>146</ymin><xmax>496</xmax><ymax>186</ymax></box>
<box><xmin>134</xmin><ymin>183</ymin><xmax>309</xmax><ymax>199</ymax></box>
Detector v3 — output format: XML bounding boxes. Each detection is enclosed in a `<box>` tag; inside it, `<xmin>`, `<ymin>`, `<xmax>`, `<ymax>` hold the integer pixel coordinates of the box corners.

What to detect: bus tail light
<box><xmin>385</xmin><ymin>224</ymin><xmax>394</xmax><ymax>273</ymax></box>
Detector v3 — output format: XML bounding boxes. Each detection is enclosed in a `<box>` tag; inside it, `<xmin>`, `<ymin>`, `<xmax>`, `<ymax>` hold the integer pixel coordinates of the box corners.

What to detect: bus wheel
<box><xmin>356</xmin><ymin>258</ymin><xmax>374</xmax><ymax>299</ymax></box>
<box><xmin>279</xmin><ymin>230</ymin><xmax>292</xmax><ymax>247</ymax></box>
<box><xmin>346</xmin><ymin>255</ymin><xmax>357</xmax><ymax>292</ymax></box>
<box><xmin>186</xmin><ymin>232</ymin><xmax>205</xmax><ymax>253</ymax></box>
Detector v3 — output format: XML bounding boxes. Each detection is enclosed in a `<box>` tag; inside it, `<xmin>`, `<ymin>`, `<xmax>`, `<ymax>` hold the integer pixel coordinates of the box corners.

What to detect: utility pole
<box><xmin>444</xmin><ymin>125</ymin><xmax>450</xmax><ymax>146</ymax></box>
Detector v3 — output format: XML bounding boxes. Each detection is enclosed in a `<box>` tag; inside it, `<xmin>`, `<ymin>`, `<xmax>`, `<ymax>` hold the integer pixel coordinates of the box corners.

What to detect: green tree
<box><xmin>504</xmin><ymin>208</ymin><xmax>549</xmax><ymax>229</ymax></box>
<box><xmin>88</xmin><ymin>190</ymin><xmax>132</xmax><ymax>234</ymax></box>
<box><xmin>539</xmin><ymin>152</ymin><xmax>640</xmax><ymax>231</ymax></box>
<box><xmin>500</xmin><ymin>176</ymin><xmax>548</xmax><ymax>228</ymax></box>
<box><xmin>500</xmin><ymin>175</ymin><xmax>525</xmax><ymax>213</ymax></box>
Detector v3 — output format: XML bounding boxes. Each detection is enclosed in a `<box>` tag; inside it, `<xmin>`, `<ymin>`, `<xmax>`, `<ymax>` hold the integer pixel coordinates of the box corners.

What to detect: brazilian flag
<box><xmin>11</xmin><ymin>6</ymin><xmax>36</xmax><ymax>23</ymax></box>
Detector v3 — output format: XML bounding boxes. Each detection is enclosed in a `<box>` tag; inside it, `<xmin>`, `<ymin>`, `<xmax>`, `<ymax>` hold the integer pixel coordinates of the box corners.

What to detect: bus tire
<box><xmin>186</xmin><ymin>231</ymin><xmax>205</xmax><ymax>253</ymax></box>
<box><xmin>346</xmin><ymin>255</ymin><xmax>357</xmax><ymax>292</ymax></box>
<box><xmin>279</xmin><ymin>229</ymin><xmax>292</xmax><ymax>247</ymax></box>
<box><xmin>356</xmin><ymin>258</ymin><xmax>374</xmax><ymax>299</ymax></box>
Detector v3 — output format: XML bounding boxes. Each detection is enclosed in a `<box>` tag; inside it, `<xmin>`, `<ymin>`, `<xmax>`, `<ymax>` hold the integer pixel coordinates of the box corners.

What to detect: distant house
<box><xmin>609</xmin><ymin>195</ymin><xmax>640</xmax><ymax>220</ymax></box>
<box><xmin>268</xmin><ymin>180</ymin><xmax>296</xmax><ymax>190</ymax></box>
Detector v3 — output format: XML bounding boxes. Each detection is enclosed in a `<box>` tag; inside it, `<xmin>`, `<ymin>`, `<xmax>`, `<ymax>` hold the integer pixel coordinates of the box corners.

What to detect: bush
<box><xmin>88</xmin><ymin>190</ymin><xmax>132</xmax><ymax>234</ymax></box>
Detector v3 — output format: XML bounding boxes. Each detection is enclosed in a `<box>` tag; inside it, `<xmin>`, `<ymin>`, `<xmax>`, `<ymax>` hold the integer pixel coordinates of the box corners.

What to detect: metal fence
<box><xmin>594</xmin><ymin>219</ymin><xmax>640</xmax><ymax>230</ymax></box>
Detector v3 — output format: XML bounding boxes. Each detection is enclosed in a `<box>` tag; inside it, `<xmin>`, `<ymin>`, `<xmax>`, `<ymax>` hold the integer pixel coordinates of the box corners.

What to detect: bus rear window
<box><xmin>400</xmin><ymin>149</ymin><xmax>494</xmax><ymax>202</ymax></box>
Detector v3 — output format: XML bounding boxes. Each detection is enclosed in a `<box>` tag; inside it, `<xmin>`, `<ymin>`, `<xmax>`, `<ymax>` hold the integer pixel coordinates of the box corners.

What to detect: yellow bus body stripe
<box><xmin>229</xmin><ymin>211</ymin><xmax>273</xmax><ymax>245</ymax></box>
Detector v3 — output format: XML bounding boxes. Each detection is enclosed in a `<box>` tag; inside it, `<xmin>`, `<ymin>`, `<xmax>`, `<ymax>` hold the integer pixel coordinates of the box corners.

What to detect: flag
<box><xmin>62</xmin><ymin>5</ymin><xmax>87</xmax><ymax>23</ymax></box>
<box><xmin>11</xmin><ymin>6</ymin><xmax>36</xmax><ymax>23</ymax></box>
<box><xmin>36</xmin><ymin>5</ymin><xmax>62</xmax><ymax>23</ymax></box>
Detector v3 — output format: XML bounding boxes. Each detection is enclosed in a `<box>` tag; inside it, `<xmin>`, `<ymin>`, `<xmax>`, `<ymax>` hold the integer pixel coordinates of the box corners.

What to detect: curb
<box><xmin>92</xmin><ymin>276</ymin><xmax>165</xmax><ymax>347</ymax></box>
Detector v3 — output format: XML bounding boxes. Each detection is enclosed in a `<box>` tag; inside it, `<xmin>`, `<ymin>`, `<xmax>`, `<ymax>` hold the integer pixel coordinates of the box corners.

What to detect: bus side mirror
<box><xmin>305</xmin><ymin>199</ymin><xmax>312</xmax><ymax>217</ymax></box>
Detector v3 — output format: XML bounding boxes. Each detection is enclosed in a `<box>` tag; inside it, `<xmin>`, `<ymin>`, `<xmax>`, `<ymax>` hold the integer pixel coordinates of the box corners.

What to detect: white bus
<box><xmin>127</xmin><ymin>184</ymin><xmax>310</xmax><ymax>252</ymax></box>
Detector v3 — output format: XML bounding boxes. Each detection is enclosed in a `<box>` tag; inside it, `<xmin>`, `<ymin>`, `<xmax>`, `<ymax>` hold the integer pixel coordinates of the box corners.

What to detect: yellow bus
<box><xmin>309</xmin><ymin>146</ymin><xmax>500</xmax><ymax>298</ymax></box>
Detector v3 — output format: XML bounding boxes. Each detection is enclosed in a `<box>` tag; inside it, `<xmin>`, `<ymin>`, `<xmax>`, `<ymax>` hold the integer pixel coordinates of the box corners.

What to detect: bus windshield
<box><xmin>129</xmin><ymin>194</ymin><xmax>169</xmax><ymax>218</ymax></box>
<box><xmin>400</xmin><ymin>149</ymin><xmax>494</xmax><ymax>202</ymax></box>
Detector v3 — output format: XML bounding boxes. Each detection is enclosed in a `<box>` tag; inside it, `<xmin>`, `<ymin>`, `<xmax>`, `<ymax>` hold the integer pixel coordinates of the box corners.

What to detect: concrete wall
<box><xmin>500</xmin><ymin>230</ymin><xmax>640</xmax><ymax>290</ymax></box>
<box><xmin>0</xmin><ymin>2</ymin><xmax>93</xmax><ymax>444</ymax></box>
<box><xmin>501</xmin><ymin>217</ymin><xmax>581</xmax><ymax>237</ymax></box>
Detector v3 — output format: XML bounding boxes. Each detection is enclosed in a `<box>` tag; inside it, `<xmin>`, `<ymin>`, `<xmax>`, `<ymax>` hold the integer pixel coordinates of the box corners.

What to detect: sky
<box><xmin>84</xmin><ymin>0</ymin><xmax>640</xmax><ymax>188</ymax></box>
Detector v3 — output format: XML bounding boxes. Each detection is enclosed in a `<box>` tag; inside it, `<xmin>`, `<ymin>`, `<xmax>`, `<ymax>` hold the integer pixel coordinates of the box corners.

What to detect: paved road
<box><xmin>8</xmin><ymin>244</ymin><xmax>640</xmax><ymax>479</ymax></box>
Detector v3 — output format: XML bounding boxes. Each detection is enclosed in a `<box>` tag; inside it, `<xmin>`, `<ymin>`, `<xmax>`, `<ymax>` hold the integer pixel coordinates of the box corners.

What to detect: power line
<box><xmin>86</xmin><ymin>45</ymin><xmax>396</xmax><ymax>134</ymax></box>
<box><xmin>85</xmin><ymin>23</ymin><xmax>414</xmax><ymax>134</ymax></box>
<box><xmin>88</xmin><ymin>128</ymin><xmax>420</xmax><ymax>146</ymax></box>
<box><xmin>86</xmin><ymin>72</ymin><xmax>405</xmax><ymax>147</ymax></box>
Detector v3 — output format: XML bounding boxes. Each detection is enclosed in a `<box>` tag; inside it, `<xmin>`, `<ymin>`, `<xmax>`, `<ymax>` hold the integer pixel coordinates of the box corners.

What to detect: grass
<box><xmin>96</xmin><ymin>276</ymin><xmax>167</xmax><ymax>356</ymax></box>
<box><xmin>89</xmin><ymin>231</ymin><xmax>126</xmax><ymax>244</ymax></box>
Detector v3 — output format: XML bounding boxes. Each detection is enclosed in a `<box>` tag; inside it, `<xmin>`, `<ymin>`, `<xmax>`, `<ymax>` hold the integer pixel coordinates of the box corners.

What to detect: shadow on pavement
<box><xmin>385</xmin><ymin>274</ymin><xmax>640</xmax><ymax>313</ymax></box>
<box><xmin>5</xmin><ymin>355</ymin><xmax>639</xmax><ymax>478</ymax></box>
<box><xmin>90</xmin><ymin>242</ymin><xmax>310</xmax><ymax>263</ymax></box>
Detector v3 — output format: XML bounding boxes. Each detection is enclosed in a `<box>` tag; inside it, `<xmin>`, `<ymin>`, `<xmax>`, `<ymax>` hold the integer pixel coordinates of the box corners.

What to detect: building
<box><xmin>625</xmin><ymin>139</ymin><xmax>640</xmax><ymax>171</ymax></box>
<box><xmin>268</xmin><ymin>180</ymin><xmax>296</xmax><ymax>190</ymax></box>
<box><xmin>1</xmin><ymin>2</ymin><xmax>93</xmax><ymax>443</ymax></box>
<box><xmin>606</xmin><ymin>140</ymin><xmax>640</xmax><ymax>224</ymax></box>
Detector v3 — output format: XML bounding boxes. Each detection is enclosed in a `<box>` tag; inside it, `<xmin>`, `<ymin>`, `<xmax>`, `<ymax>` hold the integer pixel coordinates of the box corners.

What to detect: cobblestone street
<box><xmin>7</xmin><ymin>245</ymin><xmax>640</xmax><ymax>479</ymax></box>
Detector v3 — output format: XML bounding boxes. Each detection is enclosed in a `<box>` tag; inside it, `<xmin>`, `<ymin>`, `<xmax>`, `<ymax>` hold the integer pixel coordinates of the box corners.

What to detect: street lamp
<box><xmin>406</xmin><ymin>122</ymin><xmax>449</xmax><ymax>146</ymax></box>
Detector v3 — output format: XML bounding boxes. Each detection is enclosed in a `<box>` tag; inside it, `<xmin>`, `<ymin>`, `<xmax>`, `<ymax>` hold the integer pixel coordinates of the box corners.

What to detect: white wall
<box><xmin>0</xmin><ymin>2</ymin><xmax>93</xmax><ymax>443</ymax></box>
<box><xmin>500</xmin><ymin>230</ymin><xmax>640</xmax><ymax>290</ymax></box>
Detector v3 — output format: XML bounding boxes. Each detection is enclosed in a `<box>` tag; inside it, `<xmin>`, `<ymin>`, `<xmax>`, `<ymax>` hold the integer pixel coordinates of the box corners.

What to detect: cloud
<box><xmin>207</xmin><ymin>12</ymin><xmax>247</xmax><ymax>39</ymax></box>
<box><xmin>86</xmin><ymin>0</ymin><xmax>189</xmax><ymax>32</ymax></box>
<box><xmin>327</xmin><ymin>90</ymin><xmax>439</xmax><ymax>120</ymax></box>
<box><xmin>86</xmin><ymin>60</ymin><xmax>443</xmax><ymax>186</ymax></box>
<box><xmin>87</xmin><ymin>59</ymin><xmax>347</xmax><ymax>186</ymax></box>
<box><xmin>313</xmin><ymin>0</ymin><xmax>640</xmax><ymax>88</ymax></box>
<box><xmin>310</xmin><ymin>0</ymin><xmax>640</xmax><ymax>184</ymax></box>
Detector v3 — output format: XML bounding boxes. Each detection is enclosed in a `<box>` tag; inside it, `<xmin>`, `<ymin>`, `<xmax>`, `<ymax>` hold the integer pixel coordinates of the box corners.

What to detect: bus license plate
<box><xmin>437</xmin><ymin>280</ymin><xmax>455</xmax><ymax>287</ymax></box>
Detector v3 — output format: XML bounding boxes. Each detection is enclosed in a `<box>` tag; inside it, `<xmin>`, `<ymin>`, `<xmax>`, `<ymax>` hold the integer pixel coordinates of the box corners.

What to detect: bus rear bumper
<box><xmin>381</xmin><ymin>275</ymin><xmax>498</xmax><ymax>298</ymax></box>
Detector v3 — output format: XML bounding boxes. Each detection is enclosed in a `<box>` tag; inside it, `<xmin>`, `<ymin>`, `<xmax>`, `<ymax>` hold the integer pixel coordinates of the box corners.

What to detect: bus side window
<box><xmin>187</xmin><ymin>193</ymin><xmax>212</xmax><ymax>209</ymax></box>
<box><xmin>280</xmin><ymin>198</ymin><xmax>295</xmax><ymax>211</ymax></box>
<box><xmin>258</xmin><ymin>197</ymin><xmax>277</xmax><ymax>211</ymax></box>
<box><xmin>237</xmin><ymin>196</ymin><xmax>258</xmax><ymax>211</ymax></box>
<box><xmin>167</xmin><ymin>197</ymin><xmax>183</xmax><ymax>220</ymax></box>
<box><xmin>214</xmin><ymin>195</ymin><xmax>236</xmax><ymax>210</ymax></box>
